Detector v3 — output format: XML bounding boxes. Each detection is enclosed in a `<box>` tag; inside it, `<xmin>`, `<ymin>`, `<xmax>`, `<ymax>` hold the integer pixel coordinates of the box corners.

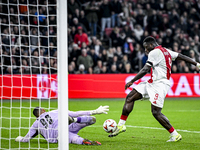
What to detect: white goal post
<box><xmin>57</xmin><ymin>0</ymin><xmax>68</xmax><ymax>149</ymax></box>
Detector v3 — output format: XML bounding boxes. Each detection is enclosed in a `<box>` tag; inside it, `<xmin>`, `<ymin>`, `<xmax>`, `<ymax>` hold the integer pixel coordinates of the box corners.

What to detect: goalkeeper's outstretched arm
<box><xmin>69</xmin><ymin>105</ymin><xmax>109</xmax><ymax>118</ymax></box>
<box><xmin>15</xmin><ymin>121</ymin><xmax>38</xmax><ymax>142</ymax></box>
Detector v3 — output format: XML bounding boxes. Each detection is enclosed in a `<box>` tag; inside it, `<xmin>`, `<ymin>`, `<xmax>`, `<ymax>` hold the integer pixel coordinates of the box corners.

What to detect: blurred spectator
<box><xmin>88</xmin><ymin>48</ymin><xmax>98</xmax><ymax>67</ymax></box>
<box><xmin>110</xmin><ymin>0</ymin><xmax>122</xmax><ymax>27</ymax></box>
<box><xmin>107</xmin><ymin>47</ymin><xmax>114</xmax><ymax>62</ymax></box>
<box><xmin>31</xmin><ymin>51</ymin><xmax>40</xmax><ymax>74</ymax></box>
<box><xmin>123</xmin><ymin>37</ymin><xmax>134</xmax><ymax>55</ymax></box>
<box><xmin>68</xmin><ymin>64</ymin><xmax>75</xmax><ymax>74</ymax></box>
<box><xmin>177</xmin><ymin>61</ymin><xmax>188</xmax><ymax>73</ymax></box>
<box><xmin>99</xmin><ymin>49</ymin><xmax>108</xmax><ymax>65</ymax></box>
<box><xmin>115</xmin><ymin>46</ymin><xmax>123</xmax><ymax>61</ymax></box>
<box><xmin>76</xmin><ymin>64</ymin><xmax>85</xmax><ymax>74</ymax></box>
<box><xmin>158</xmin><ymin>0</ymin><xmax>166</xmax><ymax>11</ymax></box>
<box><xmin>88</xmin><ymin>67</ymin><xmax>93</xmax><ymax>74</ymax></box>
<box><xmin>100</xmin><ymin>65</ymin><xmax>108</xmax><ymax>73</ymax></box>
<box><xmin>171</xmin><ymin>64</ymin><xmax>178</xmax><ymax>73</ymax></box>
<box><xmin>86</xmin><ymin>0</ymin><xmax>99</xmax><ymax>36</ymax></box>
<box><xmin>68</xmin><ymin>0</ymin><xmax>81</xmax><ymax>15</ymax></box>
<box><xmin>35</xmin><ymin>8</ymin><xmax>46</xmax><ymax>25</ymax></box>
<box><xmin>42</xmin><ymin>64</ymin><xmax>49</xmax><ymax>74</ymax></box>
<box><xmin>109</xmin><ymin>55</ymin><xmax>120</xmax><ymax>72</ymax></box>
<box><xmin>136</xmin><ymin>9</ymin><xmax>145</xmax><ymax>27</ymax></box>
<box><xmin>94</xmin><ymin>60</ymin><xmax>103</xmax><ymax>74</ymax></box>
<box><xmin>100</xmin><ymin>0</ymin><xmax>112</xmax><ymax>39</ymax></box>
<box><xmin>110</xmin><ymin>26</ymin><xmax>121</xmax><ymax>47</ymax></box>
<box><xmin>71</xmin><ymin>18</ymin><xmax>87</xmax><ymax>32</ymax></box>
<box><xmin>162</xmin><ymin>29</ymin><xmax>173</xmax><ymax>48</ymax></box>
<box><xmin>19</xmin><ymin>59</ymin><xmax>30</xmax><ymax>74</ymax></box>
<box><xmin>77</xmin><ymin>49</ymin><xmax>93</xmax><ymax>71</ymax></box>
<box><xmin>74</xmin><ymin>8</ymin><xmax>80</xmax><ymax>19</ymax></box>
<box><xmin>147</xmin><ymin>9</ymin><xmax>162</xmax><ymax>33</ymax></box>
<box><xmin>109</xmin><ymin>64</ymin><xmax>119</xmax><ymax>73</ymax></box>
<box><xmin>123</xmin><ymin>24</ymin><xmax>132</xmax><ymax>37</ymax></box>
<box><xmin>181</xmin><ymin>43</ymin><xmax>191</xmax><ymax>57</ymax></box>
<box><xmin>69</xmin><ymin>43</ymin><xmax>81</xmax><ymax>63</ymax></box>
<box><xmin>74</xmin><ymin>26</ymin><xmax>89</xmax><ymax>48</ymax></box>
<box><xmin>30</xmin><ymin>28</ymin><xmax>39</xmax><ymax>51</ymax></box>
<box><xmin>133</xmin><ymin>24</ymin><xmax>144</xmax><ymax>41</ymax></box>
<box><xmin>121</xmin><ymin>63</ymin><xmax>134</xmax><ymax>73</ymax></box>
<box><xmin>189</xmin><ymin>50</ymin><xmax>198</xmax><ymax>73</ymax></box>
<box><xmin>79</xmin><ymin>10</ymin><xmax>90</xmax><ymax>34</ymax></box>
<box><xmin>50</xmin><ymin>58</ymin><xmax>57</xmax><ymax>74</ymax></box>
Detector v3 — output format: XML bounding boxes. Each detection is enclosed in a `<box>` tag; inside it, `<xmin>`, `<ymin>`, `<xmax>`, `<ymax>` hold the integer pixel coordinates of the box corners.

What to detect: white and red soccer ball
<box><xmin>103</xmin><ymin>119</ymin><xmax>117</xmax><ymax>133</ymax></box>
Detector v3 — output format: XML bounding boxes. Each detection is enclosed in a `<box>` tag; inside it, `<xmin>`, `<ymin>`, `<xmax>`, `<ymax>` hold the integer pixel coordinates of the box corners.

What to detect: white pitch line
<box><xmin>89</xmin><ymin>125</ymin><xmax>200</xmax><ymax>134</ymax></box>
<box><xmin>110</xmin><ymin>110</ymin><xmax>200</xmax><ymax>113</ymax></box>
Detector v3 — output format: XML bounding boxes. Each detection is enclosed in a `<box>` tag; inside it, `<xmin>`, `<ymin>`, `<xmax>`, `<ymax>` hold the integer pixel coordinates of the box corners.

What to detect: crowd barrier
<box><xmin>0</xmin><ymin>74</ymin><xmax>200</xmax><ymax>99</ymax></box>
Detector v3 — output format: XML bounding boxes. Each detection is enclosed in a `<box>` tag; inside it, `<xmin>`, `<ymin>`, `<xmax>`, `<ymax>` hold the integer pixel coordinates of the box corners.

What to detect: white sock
<box><xmin>118</xmin><ymin>119</ymin><xmax>126</xmax><ymax>126</ymax></box>
<box><xmin>170</xmin><ymin>130</ymin><xmax>178</xmax><ymax>136</ymax></box>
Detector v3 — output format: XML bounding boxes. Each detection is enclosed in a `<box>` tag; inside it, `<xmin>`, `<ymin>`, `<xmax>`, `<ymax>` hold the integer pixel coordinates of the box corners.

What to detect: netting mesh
<box><xmin>0</xmin><ymin>0</ymin><xmax>58</xmax><ymax>149</ymax></box>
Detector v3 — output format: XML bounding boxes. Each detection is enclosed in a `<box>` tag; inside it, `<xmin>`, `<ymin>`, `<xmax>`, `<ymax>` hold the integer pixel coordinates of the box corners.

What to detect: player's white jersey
<box><xmin>146</xmin><ymin>45</ymin><xmax>178</xmax><ymax>85</ymax></box>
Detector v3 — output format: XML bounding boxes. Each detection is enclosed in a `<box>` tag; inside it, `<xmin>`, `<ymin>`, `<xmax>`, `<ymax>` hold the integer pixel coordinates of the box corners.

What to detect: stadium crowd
<box><xmin>1</xmin><ymin>0</ymin><xmax>200</xmax><ymax>74</ymax></box>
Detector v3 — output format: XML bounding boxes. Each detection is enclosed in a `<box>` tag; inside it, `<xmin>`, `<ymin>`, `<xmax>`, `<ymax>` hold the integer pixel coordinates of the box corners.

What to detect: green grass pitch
<box><xmin>1</xmin><ymin>98</ymin><xmax>200</xmax><ymax>150</ymax></box>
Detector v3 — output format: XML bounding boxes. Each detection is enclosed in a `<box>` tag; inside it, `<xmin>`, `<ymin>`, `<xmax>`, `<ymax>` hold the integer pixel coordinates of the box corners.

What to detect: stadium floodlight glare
<box><xmin>0</xmin><ymin>0</ymin><xmax>68</xmax><ymax>149</ymax></box>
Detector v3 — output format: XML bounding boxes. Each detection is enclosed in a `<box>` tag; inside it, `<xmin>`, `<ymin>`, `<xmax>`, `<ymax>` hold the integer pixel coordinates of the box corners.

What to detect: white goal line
<box><xmin>89</xmin><ymin>125</ymin><xmax>200</xmax><ymax>134</ymax></box>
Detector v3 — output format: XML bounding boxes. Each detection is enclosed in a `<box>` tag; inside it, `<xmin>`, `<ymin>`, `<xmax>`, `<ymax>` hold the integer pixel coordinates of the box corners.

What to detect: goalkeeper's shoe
<box><xmin>167</xmin><ymin>134</ymin><xmax>182</xmax><ymax>142</ymax></box>
<box><xmin>68</xmin><ymin>116</ymin><xmax>74</xmax><ymax>125</ymax></box>
<box><xmin>83</xmin><ymin>139</ymin><xmax>101</xmax><ymax>145</ymax></box>
<box><xmin>108</xmin><ymin>125</ymin><xmax>126</xmax><ymax>137</ymax></box>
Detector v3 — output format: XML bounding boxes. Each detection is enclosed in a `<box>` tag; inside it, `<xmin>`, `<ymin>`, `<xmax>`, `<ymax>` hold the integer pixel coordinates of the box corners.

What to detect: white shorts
<box><xmin>134</xmin><ymin>81</ymin><xmax>170</xmax><ymax>108</ymax></box>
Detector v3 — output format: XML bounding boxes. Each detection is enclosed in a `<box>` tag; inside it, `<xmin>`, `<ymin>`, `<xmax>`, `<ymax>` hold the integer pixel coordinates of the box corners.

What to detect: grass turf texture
<box><xmin>0</xmin><ymin>98</ymin><xmax>200</xmax><ymax>150</ymax></box>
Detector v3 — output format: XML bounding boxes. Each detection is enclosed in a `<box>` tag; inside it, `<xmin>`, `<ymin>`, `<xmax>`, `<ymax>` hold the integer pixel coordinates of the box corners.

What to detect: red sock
<box><xmin>120</xmin><ymin>115</ymin><xmax>128</xmax><ymax>121</ymax></box>
<box><xmin>168</xmin><ymin>126</ymin><xmax>174</xmax><ymax>133</ymax></box>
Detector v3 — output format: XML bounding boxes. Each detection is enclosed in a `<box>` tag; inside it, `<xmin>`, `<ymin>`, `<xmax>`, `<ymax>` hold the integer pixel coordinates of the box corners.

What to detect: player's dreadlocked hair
<box><xmin>143</xmin><ymin>36</ymin><xmax>156</xmax><ymax>44</ymax></box>
<box><xmin>33</xmin><ymin>107</ymin><xmax>41</xmax><ymax>117</ymax></box>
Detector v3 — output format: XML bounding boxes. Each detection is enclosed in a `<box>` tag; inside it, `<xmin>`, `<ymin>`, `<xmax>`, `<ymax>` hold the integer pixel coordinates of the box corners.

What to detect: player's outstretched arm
<box><xmin>125</xmin><ymin>64</ymin><xmax>151</xmax><ymax>90</ymax></box>
<box><xmin>176</xmin><ymin>53</ymin><xmax>200</xmax><ymax>68</ymax></box>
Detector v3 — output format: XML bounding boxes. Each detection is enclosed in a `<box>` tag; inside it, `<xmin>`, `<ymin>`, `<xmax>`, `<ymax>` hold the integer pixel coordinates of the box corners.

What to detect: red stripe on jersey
<box><xmin>148</xmin><ymin>68</ymin><xmax>153</xmax><ymax>83</ymax></box>
<box><xmin>155</xmin><ymin>45</ymin><xmax>172</xmax><ymax>80</ymax></box>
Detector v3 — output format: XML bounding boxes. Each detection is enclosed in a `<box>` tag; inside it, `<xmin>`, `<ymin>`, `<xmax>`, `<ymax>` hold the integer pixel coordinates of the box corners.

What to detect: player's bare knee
<box><xmin>151</xmin><ymin>109</ymin><xmax>161</xmax><ymax>118</ymax></box>
<box><xmin>90</xmin><ymin>116</ymin><xmax>96</xmax><ymax>124</ymax></box>
<box><xmin>126</xmin><ymin>94</ymin><xmax>133</xmax><ymax>103</ymax></box>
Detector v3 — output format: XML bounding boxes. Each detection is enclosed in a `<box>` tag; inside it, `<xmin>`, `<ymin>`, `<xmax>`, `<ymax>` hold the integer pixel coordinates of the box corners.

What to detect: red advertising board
<box><xmin>68</xmin><ymin>74</ymin><xmax>200</xmax><ymax>98</ymax></box>
<box><xmin>0</xmin><ymin>74</ymin><xmax>199</xmax><ymax>99</ymax></box>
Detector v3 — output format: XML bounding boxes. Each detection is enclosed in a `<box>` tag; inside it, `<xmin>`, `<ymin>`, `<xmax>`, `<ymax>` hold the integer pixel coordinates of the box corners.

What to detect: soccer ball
<box><xmin>103</xmin><ymin>119</ymin><xmax>117</xmax><ymax>133</ymax></box>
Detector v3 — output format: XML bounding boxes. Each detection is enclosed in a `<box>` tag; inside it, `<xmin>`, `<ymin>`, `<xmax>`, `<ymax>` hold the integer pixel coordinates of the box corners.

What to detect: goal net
<box><xmin>0</xmin><ymin>0</ymin><xmax>67</xmax><ymax>149</ymax></box>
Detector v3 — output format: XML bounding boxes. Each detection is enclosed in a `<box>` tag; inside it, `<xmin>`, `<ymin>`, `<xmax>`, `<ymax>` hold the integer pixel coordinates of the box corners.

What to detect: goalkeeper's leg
<box><xmin>69</xmin><ymin>116</ymin><xmax>96</xmax><ymax>134</ymax></box>
<box><xmin>69</xmin><ymin>133</ymin><xmax>101</xmax><ymax>145</ymax></box>
<box><xmin>69</xmin><ymin>117</ymin><xmax>101</xmax><ymax>146</ymax></box>
<box><xmin>74</xmin><ymin>116</ymin><xmax>96</xmax><ymax>125</ymax></box>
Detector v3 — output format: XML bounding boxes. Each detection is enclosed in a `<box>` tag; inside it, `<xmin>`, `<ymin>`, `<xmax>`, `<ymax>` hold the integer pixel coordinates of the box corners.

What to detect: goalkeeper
<box><xmin>15</xmin><ymin>106</ymin><xmax>109</xmax><ymax>145</ymax></box>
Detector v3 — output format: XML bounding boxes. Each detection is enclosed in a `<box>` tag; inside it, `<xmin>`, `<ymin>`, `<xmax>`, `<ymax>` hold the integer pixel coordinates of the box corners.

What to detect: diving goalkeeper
<box><xmin>15</xmin><ymin>106</ymin><xmax>109</xmax><ymax>145</ymax></box>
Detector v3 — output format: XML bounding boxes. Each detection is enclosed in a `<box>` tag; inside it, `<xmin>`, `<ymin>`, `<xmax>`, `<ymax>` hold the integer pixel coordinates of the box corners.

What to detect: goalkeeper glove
<box><xmin>91</xmin><ymin>105</ymin><xmax>109</xmax><ymax>115</ymax></box>
<box><xmin>196</xmin><ymin>63</ymin><xmax>200</xmax><ymax>69</ymax></box>
<box><xmin>15</xmin><ymin>136</ymin><xmax>23</xmax><ymax>142</ymax></box>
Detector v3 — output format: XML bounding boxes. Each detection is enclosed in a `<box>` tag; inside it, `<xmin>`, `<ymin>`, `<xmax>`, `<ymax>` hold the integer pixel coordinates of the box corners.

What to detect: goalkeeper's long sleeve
<box><xmin>68</xmin><ymin>110</ymin><xmax>91</xmax><ymax>117</ymax></box>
